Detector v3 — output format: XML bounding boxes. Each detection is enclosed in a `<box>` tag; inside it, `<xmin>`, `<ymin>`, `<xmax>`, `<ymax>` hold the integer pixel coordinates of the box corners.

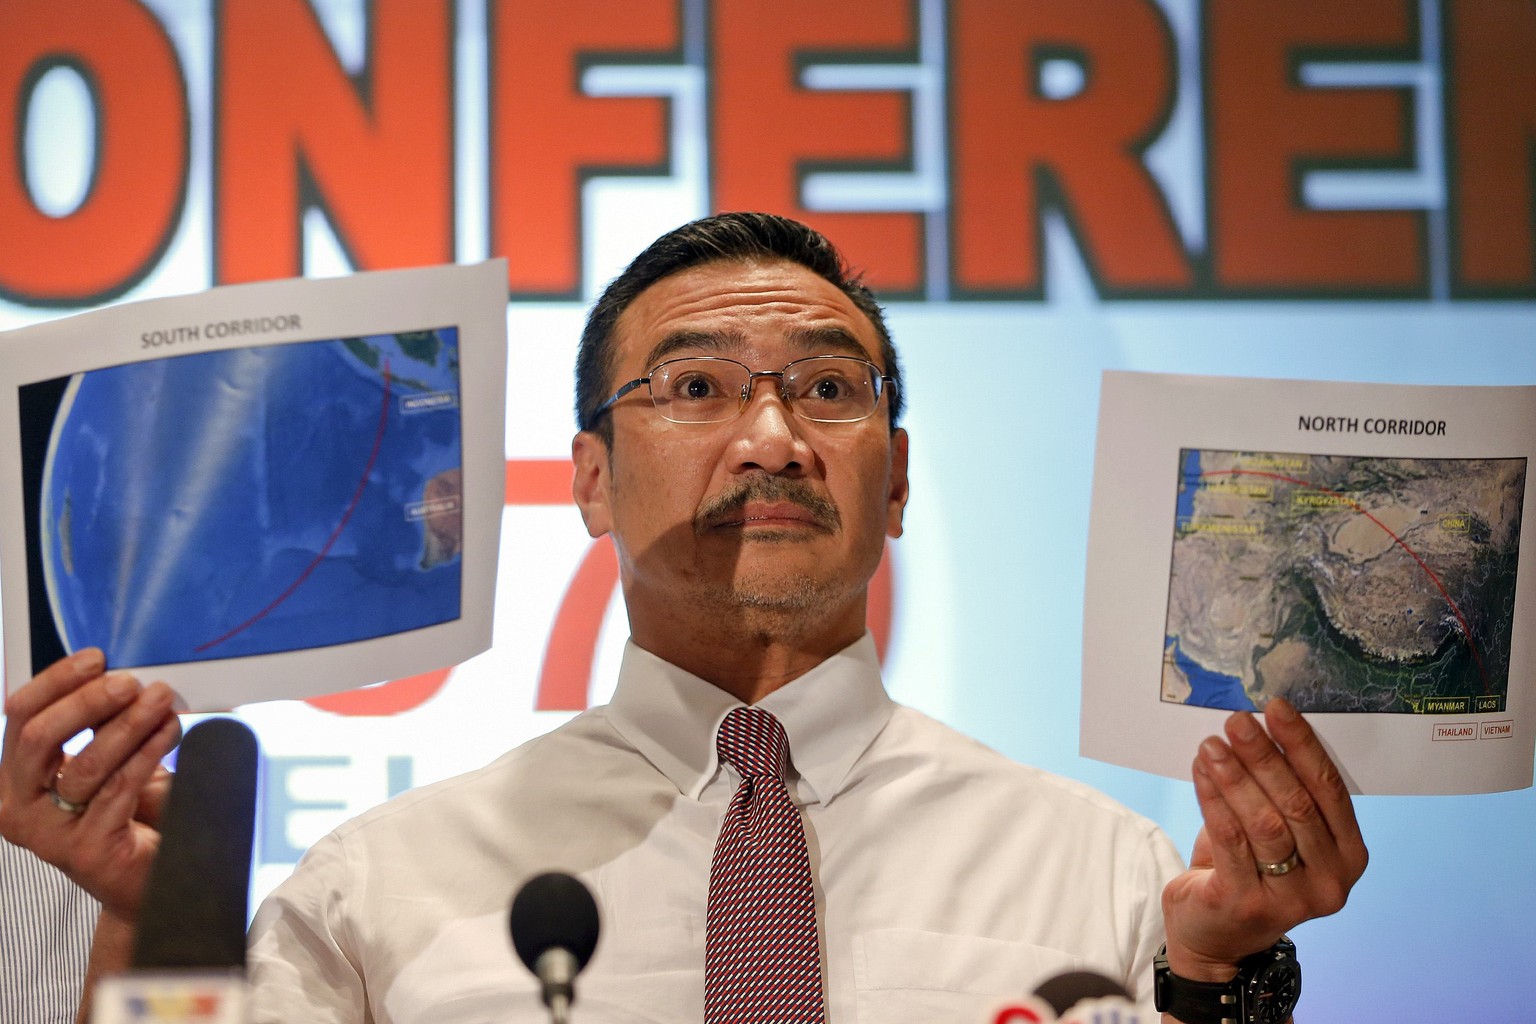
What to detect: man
<box><xmin>0</xmin><ymin>213</ymin><xmax>1366</xmax><ymax>1022</ymax></box>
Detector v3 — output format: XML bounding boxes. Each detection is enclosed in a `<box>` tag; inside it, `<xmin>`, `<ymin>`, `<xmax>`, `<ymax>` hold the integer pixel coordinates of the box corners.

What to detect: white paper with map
<box><xmin>1083</xmin><ymin>370</ymin><xmax>1535</xmax><ymax>795</ymax></box>
<box><xmin>0</xmin><ymin>262</ymin><xmax>507</xmax><ymax>712</ymax></box>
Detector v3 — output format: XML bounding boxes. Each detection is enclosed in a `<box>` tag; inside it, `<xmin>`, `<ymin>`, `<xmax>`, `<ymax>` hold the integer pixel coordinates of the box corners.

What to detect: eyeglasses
<box><xmin>594</xmin><ymin>355</ymin><xmax>896</xmax><ymax>424</ymax></box>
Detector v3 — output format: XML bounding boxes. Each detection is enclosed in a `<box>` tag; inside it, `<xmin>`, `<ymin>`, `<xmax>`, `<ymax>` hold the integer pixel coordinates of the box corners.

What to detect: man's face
<box><xmin>572</xmin><ymin>258</ymin><xmax>909</xmax><ymax>639</ymax></box>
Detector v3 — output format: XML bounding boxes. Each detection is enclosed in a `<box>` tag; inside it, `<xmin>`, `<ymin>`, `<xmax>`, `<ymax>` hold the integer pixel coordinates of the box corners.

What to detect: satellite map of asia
<box><xmin>24</xmin><ymin>329</ymin><xmax>463</xmax><ymax>672</ymax></box>
<box><xmin>1164</xmin><ymin>450</ymin><xmax>1525</xmax><ymax>715</ymax></box>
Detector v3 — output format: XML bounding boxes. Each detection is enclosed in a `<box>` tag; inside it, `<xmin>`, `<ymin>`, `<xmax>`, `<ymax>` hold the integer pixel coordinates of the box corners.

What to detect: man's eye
<box><xmin>671</xmin><ymin>373</ymin><xmax>720</xmax><ymax>400</ymax></box>
<box><xmin>811</xmin><ymin>377</ymin><xmax>846</xmax><ymax>400</ymax></box>
<box><xmin>803</xmin><ymin>374</ymin><xmax>855</xmax><ymax>402</ymax></box>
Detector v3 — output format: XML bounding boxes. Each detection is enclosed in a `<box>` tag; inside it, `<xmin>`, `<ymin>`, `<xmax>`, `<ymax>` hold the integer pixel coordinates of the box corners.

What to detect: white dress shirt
<box><xmin>248</xmin><ymin>635</ymin><xmax>1184</xmax><ymax>1023</ymax></box>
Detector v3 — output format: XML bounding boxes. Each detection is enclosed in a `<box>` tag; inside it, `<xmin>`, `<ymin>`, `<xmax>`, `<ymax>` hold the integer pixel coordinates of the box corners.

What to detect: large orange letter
<box><xmin>216</xmin><ymin>0</ymin><xmax>453</xmax><ymax>284</ymax></box>
<box><xmin>711</xmin><ymin>0</ymin><xmax>923</xmax><ymax>296</ymax></box>
<box><xmin>1443</xmin><ymin>1</ymin><xmax>1536</xmax><ymax>298</ymax></box>
<box><xmin>1204</xmin><ymin>0</ymin><xmax>1426</xmax><ymax>296</ymax></box>
<box><xmin>949</xmin><ymin>0</ymin><xmax>1191</xmax><ymax>299</ymax></box>
<box><xmin>0</xmin><ymin>0</ymin><xmax>186</xmax><ymax>305</ymax></box>
<box><xmin>488</xmin><ymin>0</ymin><xmax>679</xmax><ymax>299</ymax></box>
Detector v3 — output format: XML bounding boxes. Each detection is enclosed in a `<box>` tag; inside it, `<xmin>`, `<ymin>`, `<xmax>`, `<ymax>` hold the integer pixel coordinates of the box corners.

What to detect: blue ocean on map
<box><xmin>40</xmin><ymin>330</ymin><xmax>463</xmax><ymax>667</ymax></box>
<box><xmin>1167</xmin><ymin>635</ymin><xmax>1257</xmax><ymax>711</ymax></box>
<box><xmin>1176</xmin><ymin>449</ymin><xmax>1201</xmax><ymax>520</ymax></box>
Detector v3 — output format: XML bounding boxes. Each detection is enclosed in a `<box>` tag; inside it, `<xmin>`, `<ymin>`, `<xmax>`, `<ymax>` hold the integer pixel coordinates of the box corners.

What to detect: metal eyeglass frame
<box><xmin>592</xmin><ymin>354</ymin><xmax>897</xmax><ymax>424</ymax></box>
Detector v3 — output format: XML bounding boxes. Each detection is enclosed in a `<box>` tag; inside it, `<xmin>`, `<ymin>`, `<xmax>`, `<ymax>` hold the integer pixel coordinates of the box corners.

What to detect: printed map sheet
<box><xmin>1083</xmin><ymin>371</ymin><xmax>1536</xmax><ymax>794</ymax></box>
<box><xmin>0</xmin><ymin>262</ymin><xmax>507</xmax><ymax>711</ymax></box>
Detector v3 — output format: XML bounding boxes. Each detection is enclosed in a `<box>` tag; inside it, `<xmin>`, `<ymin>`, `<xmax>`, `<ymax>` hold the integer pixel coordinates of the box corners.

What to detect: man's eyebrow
<box><xmin>786</xmin><ymin>326</ymin><xmax>870</xmax><ymax>359</ymax></box>
<box><xmin>641</xmin><ymin>324</ymin><xmax>874</xmax><ymax>371</ymax></box>
<box><xmin>643</xmin><ymin>329</ymin><xmax>747</xmax><ymax>369</ymax></box>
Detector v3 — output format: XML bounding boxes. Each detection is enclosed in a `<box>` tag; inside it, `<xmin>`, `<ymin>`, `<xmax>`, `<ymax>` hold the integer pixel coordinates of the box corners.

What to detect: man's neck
<box><xmin>626</xmin><ymin>602</ymin><xmax>865</xmax><ymax>704</ymax></box>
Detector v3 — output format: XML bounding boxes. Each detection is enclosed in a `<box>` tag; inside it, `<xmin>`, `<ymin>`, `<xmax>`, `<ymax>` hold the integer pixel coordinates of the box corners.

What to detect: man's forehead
<box><xmin>614</xmin><ymin>258</ymin><xmax>881</xmax><ymax>367</ymax></box>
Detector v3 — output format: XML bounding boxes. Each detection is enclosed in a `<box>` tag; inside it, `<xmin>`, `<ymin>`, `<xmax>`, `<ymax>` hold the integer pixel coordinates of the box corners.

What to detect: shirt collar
<box><xmin>606</xmin><ymin>633</ymin><xmax>894</xmax><ymax>806</ymax></box>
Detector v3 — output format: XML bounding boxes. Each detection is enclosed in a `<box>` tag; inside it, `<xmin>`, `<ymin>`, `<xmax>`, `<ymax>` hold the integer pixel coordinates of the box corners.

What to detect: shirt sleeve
<box><xmin>1125</xmin><ymin>823</ymin><xmax>1187</xmax><ymax>1014</ymax></box>
<box><xmin>247</xmin><ymin>831</ymin><xmax>371</xmax><ymax>1024</ymax></box>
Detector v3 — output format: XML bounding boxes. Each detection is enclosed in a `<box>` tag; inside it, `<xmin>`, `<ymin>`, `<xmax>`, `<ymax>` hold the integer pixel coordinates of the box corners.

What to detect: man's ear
<box><xmin>571</xmin><ymin>431</ymin><xmax>613</xmax><ymax>538</ymax></box>
<box><xmin>886</xmin><ymin>427</ymin><xmax>910</xmax><ymax>539</ymax></box>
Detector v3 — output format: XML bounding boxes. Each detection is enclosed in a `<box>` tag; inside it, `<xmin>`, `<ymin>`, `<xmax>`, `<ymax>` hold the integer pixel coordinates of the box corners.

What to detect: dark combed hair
<box><xmin>574</xmin><ymin>211</ymin><xmax>904</xmax><ymax>438</ymax></box>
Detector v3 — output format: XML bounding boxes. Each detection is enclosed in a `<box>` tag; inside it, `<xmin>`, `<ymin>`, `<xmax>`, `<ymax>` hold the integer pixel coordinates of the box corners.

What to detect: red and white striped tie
<box><xmin>705</xmin><ymin>706</ymin><xmax>826</xmax><ymax>1024</ymax></box>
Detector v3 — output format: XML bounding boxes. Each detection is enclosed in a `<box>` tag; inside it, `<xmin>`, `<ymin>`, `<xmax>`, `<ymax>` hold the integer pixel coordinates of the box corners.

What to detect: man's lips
<box><xmin>713</xmin><ymin>502</ymin><xmax>827</xmax><ymax>529</ymax></box>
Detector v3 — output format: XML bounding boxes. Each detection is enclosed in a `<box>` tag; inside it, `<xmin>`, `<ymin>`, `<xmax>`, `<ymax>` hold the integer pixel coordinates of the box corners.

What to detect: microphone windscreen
<box><xmin>509</xmin><ymin>871</ymin><xmax>600</xmax><ymax>972</ymax></box>
<box><xmin>131</xmin><ymin>717</ymin><xmax>259</xmax><ymax>971</ymax></box>
<box><xmin>1033</xmin><ymin>970</ymin><xmax>1131</xmax><ymax>1016</ymax></box>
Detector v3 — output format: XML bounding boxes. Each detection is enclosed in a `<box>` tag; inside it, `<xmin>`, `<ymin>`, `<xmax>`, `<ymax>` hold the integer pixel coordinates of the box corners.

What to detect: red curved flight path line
<box><xmin>195</xmin><ymin>360</ymin><xmax>392</xmax><ymax>653</ymax></box>
<box><xmin>1196</xmin><ymin>467</ymin><xmax>1489</xmax><ymax>693</ymax></box>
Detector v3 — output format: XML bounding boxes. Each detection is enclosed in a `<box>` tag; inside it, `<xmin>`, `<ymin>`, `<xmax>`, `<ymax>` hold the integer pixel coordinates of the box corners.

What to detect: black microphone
<box><xmin>509</xmin><ymin>872</ymin><xmax>601</xmax><ymax>1024</ymax></box>
<box><xmin>1042</xmin><ymin>970</ymin><xmax>1142</xmax><ymax>1023</ymax></box>
<box><xmin>132</xmin><ymin>718</ymin><xmax>260</xmax><ymax>969</ymax></box>
<box><xmin>91</xmin><ymin>718</ymin><xmax>259</xmax><ymax>1023</ymax></box>
<box><xmin>1034</xmin><ymin>970</ymin><xmax>1132</xmax><ymax>1017</ymax></box>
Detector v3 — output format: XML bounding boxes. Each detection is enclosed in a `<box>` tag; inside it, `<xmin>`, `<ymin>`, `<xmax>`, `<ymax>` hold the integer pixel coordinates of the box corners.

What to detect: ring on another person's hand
<box><xmin>48</xmin><ymin>773</ymin><xmax>88</xmax><ymax>815</ymax></box>
<box><xmin>1258</xmin><ymin>849</ymin><xmax>1302</xmax><ymax>876</ymax></box>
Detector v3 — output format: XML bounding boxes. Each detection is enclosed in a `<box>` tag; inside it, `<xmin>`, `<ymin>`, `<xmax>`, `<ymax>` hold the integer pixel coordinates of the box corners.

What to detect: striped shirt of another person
<box><xmin>1</xmin><ymin>838</ymin><xmax>98</xmax><ymax>1024</ymax></box>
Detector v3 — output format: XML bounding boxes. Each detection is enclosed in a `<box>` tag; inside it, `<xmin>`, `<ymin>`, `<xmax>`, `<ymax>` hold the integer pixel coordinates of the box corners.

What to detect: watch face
<box><xmin>1247</xmin><ymin>961</ymin><xmax>1301</xmax><ymax>1024</ymax></box>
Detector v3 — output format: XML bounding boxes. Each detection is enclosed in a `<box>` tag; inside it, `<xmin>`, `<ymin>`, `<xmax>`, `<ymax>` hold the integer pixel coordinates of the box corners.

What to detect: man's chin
<box><xmin>709</xmin><ymin>569</ymin><xmax>840</xmax><ymax>613</ymax></box>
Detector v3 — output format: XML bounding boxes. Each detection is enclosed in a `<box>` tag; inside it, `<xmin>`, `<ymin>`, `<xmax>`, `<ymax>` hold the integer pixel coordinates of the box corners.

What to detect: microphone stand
<box><xmin>536</xmin><ymin>947</ymin><xmax>579</xmax><ymax>1024</ymax></box>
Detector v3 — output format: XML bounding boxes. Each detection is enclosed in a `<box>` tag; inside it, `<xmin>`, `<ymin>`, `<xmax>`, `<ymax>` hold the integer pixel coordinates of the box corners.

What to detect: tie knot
<box><xmin>716</xmin><ymin>706</ymin><xmax>790</xmax><ymax>781</ymax></box>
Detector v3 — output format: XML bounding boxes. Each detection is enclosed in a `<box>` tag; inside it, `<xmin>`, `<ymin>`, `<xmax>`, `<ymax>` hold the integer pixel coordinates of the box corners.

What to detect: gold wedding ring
<box><xmin>1258</xmin><ymin>849</ymin><xmax>1302</xmax><ymax>876</ymax></box>
<box><xmin>48</xmin><ymin>772</ymin><xmax>88</xmax><ymax>815</ymax></box>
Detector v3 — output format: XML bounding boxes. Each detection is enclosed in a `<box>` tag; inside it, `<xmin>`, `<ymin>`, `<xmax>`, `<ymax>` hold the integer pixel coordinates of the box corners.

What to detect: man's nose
<box><xmin>727</xmin><ymin>374</ymin><xmax>809</xmax><ymax>475</ymax></box>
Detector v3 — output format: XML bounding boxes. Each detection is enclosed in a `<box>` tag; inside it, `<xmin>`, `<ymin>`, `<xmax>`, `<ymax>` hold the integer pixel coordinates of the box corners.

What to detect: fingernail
<box><xmin>104</xmin><ymin>674</ymin><xmax>141</xmax><ymax>700</ymax></box>
<box><xmin>1230</xmin><ymin>713</ymin><xmax>1260</xmax><ymax>742</ymax></box>
<box><xmin>72</xmin><ymin>648</ymin><xmax>104</xmax><ymax>677</ymax></box>
<box><xmin>1200</xmin><ymin>736</ymin><xmax>1230</xmax><ymax>762</ymax></box>
<box><xmin>1270</xmin><ymin>697</ymin><xmax>1299</xmax><ymax>722</ymax></box>
<box><xmin>141</xmin><ymin>681</ymin><xmax>169</xmax><ymax>703</ymax></box>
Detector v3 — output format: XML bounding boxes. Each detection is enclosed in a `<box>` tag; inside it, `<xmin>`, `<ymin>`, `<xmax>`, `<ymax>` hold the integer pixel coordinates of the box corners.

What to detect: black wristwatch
<box><xmin>1154</xmin><ymin>936</ymin><xmax>1300</xmax><ymax>1024</ymax></box>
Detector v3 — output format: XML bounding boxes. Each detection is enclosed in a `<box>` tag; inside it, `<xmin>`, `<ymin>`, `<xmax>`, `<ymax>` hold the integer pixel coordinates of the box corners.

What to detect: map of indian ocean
<box><xmin>37</xmin><ymin>329</ymin><xmax>463</xmax><ymax>669</ymax></box>
<box><xmin>1164</xmin><ymin>450</ymin><xmax>1525</xmax><ymax>715</ymax></box>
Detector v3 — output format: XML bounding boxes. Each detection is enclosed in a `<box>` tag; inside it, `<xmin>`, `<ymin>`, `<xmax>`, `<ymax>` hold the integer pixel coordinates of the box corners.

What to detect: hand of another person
<box><xmin>0</xmin><ymin>648</ymin><xmax>181</xmax><ymax>920</ymax></box>
<box><xmin>1160</xmin><ymin>697</ymin><xmax>1368</xmax><ymax>982</ymax></box>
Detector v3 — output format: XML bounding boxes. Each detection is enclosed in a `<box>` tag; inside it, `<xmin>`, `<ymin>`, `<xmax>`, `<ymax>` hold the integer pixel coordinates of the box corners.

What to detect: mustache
<box><xmin>694</xmin><ymin>476</ymin><xmax>842</xmax><ymax>532</ymax></box>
